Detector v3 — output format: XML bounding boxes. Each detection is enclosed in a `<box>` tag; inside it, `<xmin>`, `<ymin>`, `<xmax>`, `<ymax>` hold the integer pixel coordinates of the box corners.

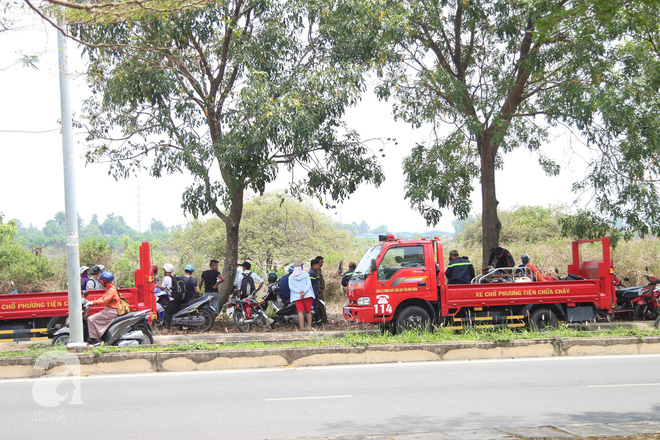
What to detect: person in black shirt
<box><xmin>487</xmin><ymin>247</ymin><xmax>515</xmax><ymax>269</ymax></box>
<box><xmin>200</xmin><ymin>259</ymin><xmax>226</xmax><ymax>314</ymax></box>
<box><xmin>445</xmin><ymin>250</ymin><xmax>476</xmax><ymax>284</ymax></box>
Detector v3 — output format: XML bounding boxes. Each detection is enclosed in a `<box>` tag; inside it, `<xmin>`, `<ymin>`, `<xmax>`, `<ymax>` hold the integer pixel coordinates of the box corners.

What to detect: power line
<box><xmin>0</xmin><ymin>128</ymin><xmax>59</xmax><ymax>134</ymax></box>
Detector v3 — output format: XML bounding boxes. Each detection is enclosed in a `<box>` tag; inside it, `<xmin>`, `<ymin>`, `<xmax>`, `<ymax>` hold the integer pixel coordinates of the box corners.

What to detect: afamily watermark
<box><xmin>31</xmin><ymin>350</ymin><xmax>83</xmax><ymax>408</ymax></box>
<box><xmin>32</xmin><ymin>410</ymin><xmax>84</xmax><ymax>424</ymax></box>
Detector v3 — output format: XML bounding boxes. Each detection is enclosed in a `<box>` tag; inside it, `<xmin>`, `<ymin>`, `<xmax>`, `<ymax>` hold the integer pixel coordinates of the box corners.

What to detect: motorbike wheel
<box><xmin>233</xmin><ymin>308</ymin><xmax>251</xmax><ymax>332</ymax></box>
<box><xmin>135</xmin><ymin>324</ymin><xmax>154</xmax><ymax>345</ymax></box>
<box><xmin>52</xmin><ymin>334</ymin><xmax>70</xmax><ymax>346</ymax></box>
<box><xmin>191</xmin><ymin>308</ymin><xmax>215</xmax><ymax>332</ymax></box>
<box><xmin>633</xmin><ymin>303</ymin><xmax>658</xmax><ymax>321</ymax></box>
<box><xmin>255</xmin><ymin>310</ymin><xmax>272</xmax><ymax>329</ymax></box>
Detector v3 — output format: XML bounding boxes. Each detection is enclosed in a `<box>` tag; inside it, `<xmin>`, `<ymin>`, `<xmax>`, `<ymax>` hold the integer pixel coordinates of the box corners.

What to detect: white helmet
<box><xmin>80</xmin><ymin>266</ymin><xmax>89</xmax><ymax>275</ymax></box>
<box><xmin>163</xmin><ymin>263</ymin><xmax>174</xmax><ymax>273</ymax></box>
<box><xmin>97</xmin><ymin>264</ymin><xmax>106</xmax><ymax>272</ymax></box>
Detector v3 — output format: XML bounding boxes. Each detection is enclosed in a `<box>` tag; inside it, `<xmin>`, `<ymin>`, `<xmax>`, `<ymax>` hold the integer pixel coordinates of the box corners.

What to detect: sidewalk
<box><xmin>275</xmin><ymin>422</ymin><xmax>660</xmax><ymax>439</ymax></box>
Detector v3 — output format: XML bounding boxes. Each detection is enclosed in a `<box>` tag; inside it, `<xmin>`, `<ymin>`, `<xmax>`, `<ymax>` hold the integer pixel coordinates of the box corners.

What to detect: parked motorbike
<box><xmin>52</xmin><ymin>299</ymin><xmax>154</xmax><ymax>346</ymax></box>
<box><xmin>262</xmin><ymin>283</ymin><xmax>299</xmax><ymax>326</ymax></box>
<box><xmin>228</xmin><ymin>288</ymin><xmax>275</xmax><ymax>332</ymax></box>
<box><xmin>632</xmin><ymin>276</ymin><xmax>660</xmax><ymax>321</ymax></box>
<box><xmin>168</xmin><ymin>296</ymin><xmax>216</xmax><ymax>332</ymax></box>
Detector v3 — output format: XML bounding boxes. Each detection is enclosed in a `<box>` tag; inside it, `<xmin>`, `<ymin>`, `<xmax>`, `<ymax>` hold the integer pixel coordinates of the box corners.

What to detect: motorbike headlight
<box><xmin>357</xmin><ymin>297</ymin><xmax>371</xmax><ymax>306</ymax></box>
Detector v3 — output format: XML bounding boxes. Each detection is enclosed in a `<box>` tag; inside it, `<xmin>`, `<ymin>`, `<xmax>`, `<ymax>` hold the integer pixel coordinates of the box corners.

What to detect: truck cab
<box><xmin>344</xmin><ymin>234</ymin><xmax>441</xmax><ymax>331</ymax></box>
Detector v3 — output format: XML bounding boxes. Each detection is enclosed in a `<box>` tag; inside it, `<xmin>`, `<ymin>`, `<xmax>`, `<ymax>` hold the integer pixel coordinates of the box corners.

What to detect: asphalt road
<box><xmin>2</xmin><ymin>355</ymin><xmax>660</xmax><ymax>439</ymax></box>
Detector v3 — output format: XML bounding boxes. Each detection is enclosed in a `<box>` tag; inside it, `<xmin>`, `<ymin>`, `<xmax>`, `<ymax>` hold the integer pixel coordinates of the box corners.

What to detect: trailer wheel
<box><xmin>51</xmin><ymin>334</ymin><xmax>70</xmax><ymax>346</ymax></box>
<box><xmin>529</xmin><ymin>308</ymin><xmax>558</xmax><ymax>331</ymax></box>
<box><xmin>395</xmin><ymin>306</ymin><xmax>431</xmax><ymax>333</ymax></box>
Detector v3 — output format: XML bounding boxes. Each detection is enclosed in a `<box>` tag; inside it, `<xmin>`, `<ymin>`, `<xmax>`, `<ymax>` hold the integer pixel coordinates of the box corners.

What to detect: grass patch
<box><xmin>1</xmin><ymin>325</ymin><xmax>659</xmax><ymax>359</ymax></box>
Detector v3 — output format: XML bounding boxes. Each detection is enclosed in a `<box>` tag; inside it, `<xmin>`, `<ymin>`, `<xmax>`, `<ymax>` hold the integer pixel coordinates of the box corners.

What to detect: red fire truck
<box><xmin>0</xmin><ymin>242</ymin><xmax>156</xmax><ymax>342</ymax></box>
<box><xmin>343</xmin><ymin>235</ymin><xmax>617</xmax><ymax>332</ymax></box>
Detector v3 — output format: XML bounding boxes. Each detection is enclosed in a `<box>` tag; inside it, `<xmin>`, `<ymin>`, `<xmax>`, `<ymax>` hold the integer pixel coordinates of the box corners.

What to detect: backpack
<box><xmin>240</xmin><ymin>272</ymin><xmax>255</xmax><ymax>298</ymax></box>
<box><xmin>170</xmin><ymin>275</ymin><xmax>187</xmax><ymax>301</ymax></box>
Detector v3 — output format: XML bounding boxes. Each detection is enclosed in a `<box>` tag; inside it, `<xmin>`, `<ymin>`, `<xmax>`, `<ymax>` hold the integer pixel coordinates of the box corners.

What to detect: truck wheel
<box><xmin>529</xmin><ymin>308</ymin><xmax>558</xmax><ymax>331</ymax></box>
<box><xmin>52</xmin><ymin>334</ymin><xmax>70</xmax><ymax>346</ymax></box>
<box><xmin>379</xmin><ymin>322</ymin><xmax>394</xmax><ymax>334</ymax></box>
<box><xmin>395</xmin><ymin>306</ymin><xmax>431</xmax><ymax>333</ymax></box>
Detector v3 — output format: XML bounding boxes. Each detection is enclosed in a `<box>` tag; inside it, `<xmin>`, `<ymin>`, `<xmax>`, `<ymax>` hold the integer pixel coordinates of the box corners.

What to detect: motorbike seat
<box><xmin>231</xmin><ymin>299</ymin><xmax>249</xmax><ymax>306</ymax></box>
<box><xmin>616</xmin><ymin>287</ymin><xmax>641</xmax><ymax>302</ymax></box>
<box><xmin>111</xmin><ymin>311</ymin><xmax>143</xmax><ymax>325</ymax></box>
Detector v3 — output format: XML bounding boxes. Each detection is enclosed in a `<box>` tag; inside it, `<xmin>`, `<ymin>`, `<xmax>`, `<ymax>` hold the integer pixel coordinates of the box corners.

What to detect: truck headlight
<box><xmin>357</xmin><ymin>297</ymin><xmax>371</xmax><ymax>306</ymax></box>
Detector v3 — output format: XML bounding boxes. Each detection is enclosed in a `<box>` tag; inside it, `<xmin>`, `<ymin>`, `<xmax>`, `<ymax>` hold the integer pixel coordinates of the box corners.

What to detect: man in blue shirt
<box><xmin>278</xmin><ymin>265</ymin><xmax>293</xmax><ymax>304</ymax></box>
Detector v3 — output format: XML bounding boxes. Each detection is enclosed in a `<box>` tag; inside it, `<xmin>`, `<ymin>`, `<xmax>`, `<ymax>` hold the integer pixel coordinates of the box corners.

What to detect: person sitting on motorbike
<box><xmin>86</xmin><ymin>271</ymin><xmax>120</xmax><ymax>346</ymax></box>
<box><xmin>518</xmin><ymin>254</ymin><xmax>547</xmax><ymax>282</ymax></box>
<box><xmin>181</xmin><ymin>264</ymin><xmax>201</xmax><ymax>305</ymax></box>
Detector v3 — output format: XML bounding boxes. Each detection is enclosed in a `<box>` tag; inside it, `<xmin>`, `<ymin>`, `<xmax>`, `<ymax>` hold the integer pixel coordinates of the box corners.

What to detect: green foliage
<box><xmin>0</xmin><ymin>213</ymin><xmax>54</xmax><ymax>294</ymax></box>
<box><xmin>79</xmin><ymin>237</ymin><xmax>113</xmax><ymax>269</ymax></box>
<box><xmin>559</xmin><ymin>1</ymin><xmax>660</xmax><ymax>238</ymax></box>
<box><xmin>163</xmin><ymin>192</ymin><xmax>359</xmax><ymax>275</ymax></box>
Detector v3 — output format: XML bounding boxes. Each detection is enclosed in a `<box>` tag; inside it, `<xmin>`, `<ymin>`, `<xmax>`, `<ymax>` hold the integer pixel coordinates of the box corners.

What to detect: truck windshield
<box><xmin>354</xmin><ymin>245</ymin><xmax>383</xmax><ymax>279</ymax></box>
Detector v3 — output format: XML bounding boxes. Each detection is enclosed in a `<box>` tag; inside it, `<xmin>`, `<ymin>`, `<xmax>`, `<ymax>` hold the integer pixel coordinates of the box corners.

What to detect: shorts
<box><xmin>295</xmin><ymin>297</ymin><xmax>313</xmax><ymax>313</ymax></box>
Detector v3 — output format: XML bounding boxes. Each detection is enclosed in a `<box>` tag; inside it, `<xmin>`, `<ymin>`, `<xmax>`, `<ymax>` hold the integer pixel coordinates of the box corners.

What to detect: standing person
<box><xmin>487</xmin><ymin>246</ymin><xmax>515</xmax><ymax>269</ymax></box>
<box><xmin>341</xmin><ymin>262</ymin><xmax>357</xmax><ymax>287</ymax></box>
<box><xmin>288</xmin><ymin>260</ymin><xmax>315</xmax><ymax>331</ymax></box>
<box><xmin>200</xmin><ymin>259</ymin><xmax>226</xmax><ymax>313</ymax></box>
<box><xmin>233</xmin><ymin>261</ymin><xmax>243</xmax><ymax>292</ymax></box>
<box><xmin>315</xmin><ymin>256</ymin><xmax>325</xmax><ymax>299</ymax></box>
<box><xmin>237</xmin><ymin>262</ymin><xmax>264</xmax><ymax>298</ymax></box>
<box><xmin>86</xmin><ymin>271</ymin><xmax>119</xmax><ymax>345</ymax></box>
<box><xmin>445</xmin><ymin>250</ymin><xmax>476</xmax><ymax>284</ymax></box>
<box><xmin>278</xmin><ymin>266</ymin><xmax>293</xmax><ymax>304</ymax></box>
<box><xmin>84</xmin><ymin>265</ymin><xmax>103</xmax><ymax>290</ymax></box>
<box><xmin>519</xmin><ymin>254</ymin><xmax>547</xmax><ymax>282</ymax></box>
<box><xmin>308</xmin><ymin>258</ymin><xmax>322</xmax><ymax>325</ymax></box>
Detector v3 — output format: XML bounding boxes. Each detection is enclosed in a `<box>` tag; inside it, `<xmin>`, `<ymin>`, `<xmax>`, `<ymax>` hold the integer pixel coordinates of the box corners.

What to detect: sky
<box><xmin>0</xmin><ymin>9</ymin><xmax>590</xmax><ymax>235</ymax></box>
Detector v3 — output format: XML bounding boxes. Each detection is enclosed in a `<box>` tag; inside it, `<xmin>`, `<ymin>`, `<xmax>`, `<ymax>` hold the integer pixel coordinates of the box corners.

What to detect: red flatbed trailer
<box><xmin>343</xmin><ymin>236</ymin><xmax>616</xmax><ymax>332</ymax></box>
<box><xmin>0</xmin><ymin>242</ymin><xmax>156</xmax><ymax>342</ymax></box>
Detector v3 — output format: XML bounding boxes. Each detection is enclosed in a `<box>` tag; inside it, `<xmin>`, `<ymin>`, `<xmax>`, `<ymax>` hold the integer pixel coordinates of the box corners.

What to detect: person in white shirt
<box><xmin>236</xmin><ymin>261</ymin><xmax>264</xmax><ymax>298</ymax></box>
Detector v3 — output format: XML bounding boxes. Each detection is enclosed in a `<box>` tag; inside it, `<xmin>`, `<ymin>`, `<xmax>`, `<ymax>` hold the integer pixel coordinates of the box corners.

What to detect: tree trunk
<box><xmin>479</xmin><ymin>135</ymin><xmax>501</xmax><ymax>268</ymax></box>
<box><xmin>218</xmin><ymin>188</ymin><xmax>244</xmax><ymax>306</ymax></box>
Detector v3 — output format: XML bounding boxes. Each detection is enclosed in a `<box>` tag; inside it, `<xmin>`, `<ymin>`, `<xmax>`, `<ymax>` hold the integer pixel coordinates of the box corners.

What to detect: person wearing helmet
<box><xmin>519</xmin><ymin>254</ymin><xmax>547</xmax><ymax>282</ymax></box>
<box><xmin>86</xmin><ymin>271</ymin><xmax>120</xmax><ymax>345</ymax></box>
<box><xmin>181</xmin><ymin>264</ymin><xmax>201</xmax><ymax>303</ymax></box>
<box><xmin>84</xmin><ymin>265</ymin><xmax>103</xmax><ymax>291</ymax></box>
<box><xmin>80</xmin><ymin>266</ymin><xmax>90</xmax><ymax>291</ymax></box>
<box><xmin>200</xmin><ymin>260</ymin><xmax>226</xmax><ymax>314</ymax></box>
<box><xmin>156</xmin><ymin>263</ymin><xmax>175</xmax><ymax>297</ymax></box>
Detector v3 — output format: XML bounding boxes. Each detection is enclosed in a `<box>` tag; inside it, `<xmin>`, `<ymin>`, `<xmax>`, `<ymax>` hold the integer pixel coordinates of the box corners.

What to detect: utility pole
<box><xmin>57</xmin><ymin>29</ymin><xmax>85</xmax><ymax>349</ymax></box>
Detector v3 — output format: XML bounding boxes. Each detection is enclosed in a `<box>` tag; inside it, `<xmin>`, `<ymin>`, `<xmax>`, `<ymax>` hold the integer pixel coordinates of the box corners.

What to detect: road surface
<box><xmin>1</xmin><ymin>355</ymin><xmax>659</xmax><ymax>439</ymax></box>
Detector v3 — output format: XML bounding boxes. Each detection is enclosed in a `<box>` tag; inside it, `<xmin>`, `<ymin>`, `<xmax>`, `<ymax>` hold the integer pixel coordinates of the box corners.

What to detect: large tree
<box><xmin>328</xmin><ymin>0</ymin><xmax>613</xmax><ymax>265</ymax></box>
<box><xmin>558</xmin><ymin>0</ymin><xmax>660</xmax><ymax>241</ymax></box>
<box><xmin>73</xmin><ymin>0</ymin><xmax>384</xmax><ymax>303</ymax></box>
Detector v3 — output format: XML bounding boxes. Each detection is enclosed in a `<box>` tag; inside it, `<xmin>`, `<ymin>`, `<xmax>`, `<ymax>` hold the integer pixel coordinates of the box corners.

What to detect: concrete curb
<box><xmin>2</xmin><ymin>335</ymin><xmax>660</xmax><ymax>379</ymax></box>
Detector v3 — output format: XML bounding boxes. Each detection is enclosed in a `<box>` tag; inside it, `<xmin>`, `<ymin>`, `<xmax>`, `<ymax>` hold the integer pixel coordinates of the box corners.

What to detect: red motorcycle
<box><xmin>632</xmin><ymin>275</ymin><xmax>660</xmax><ymax>321</ymax></box>
<box><xmin>226</xmin><ymin>288</ymin><xmax>274</xmax><ymax>332</ymax></box>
